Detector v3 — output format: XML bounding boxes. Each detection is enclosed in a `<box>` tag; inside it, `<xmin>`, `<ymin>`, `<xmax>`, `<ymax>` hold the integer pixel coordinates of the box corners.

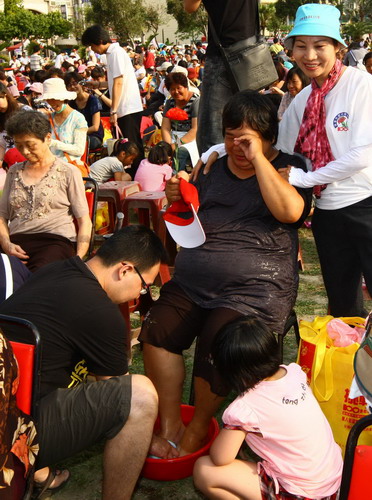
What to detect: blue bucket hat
<box><xmin>284</xmin><ymin>4</ymin><xmax>347</xmax><ymax>49</ymax></box>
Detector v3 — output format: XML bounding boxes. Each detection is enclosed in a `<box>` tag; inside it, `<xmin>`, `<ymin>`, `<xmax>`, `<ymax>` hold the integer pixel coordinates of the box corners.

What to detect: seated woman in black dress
<box><xmin>64</xmin><ymin>73</ymin><xmax>104</xmax><ymax>150</ymax></box>
<box><xmin>139</xmin><ymin>92</ymin><xmax>312</xmax><ymax>459</ymax></box>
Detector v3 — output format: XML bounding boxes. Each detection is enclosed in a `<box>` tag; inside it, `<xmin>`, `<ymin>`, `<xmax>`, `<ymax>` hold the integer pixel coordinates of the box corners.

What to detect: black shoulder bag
<box><xmin>208</xmin><ymin>8</ymin><xmax>278</xmax><ymax>93</ymax></box>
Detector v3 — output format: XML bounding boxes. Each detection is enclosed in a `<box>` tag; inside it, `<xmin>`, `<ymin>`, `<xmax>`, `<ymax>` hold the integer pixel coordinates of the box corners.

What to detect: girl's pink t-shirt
<box><xmin>223</xmin><ymin>363</ymin><xmax>343</xmax><ymax>499</ymax></box>
<box><xmin>134</xmin><ymin>158</ymin><xmax>173</xmax><ymax>191</ymax></box>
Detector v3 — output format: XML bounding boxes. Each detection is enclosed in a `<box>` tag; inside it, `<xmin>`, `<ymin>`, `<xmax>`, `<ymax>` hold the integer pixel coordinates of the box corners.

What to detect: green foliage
<box><xmin>275</xmin><ymin>0</ymin><xmax>304</xmax><ymax>23</ymax></box>
<box><xmin>342</xmin><ymin>21</ymin><xmax>372</xmax><ymax>41</ymax></box>
<box><xmin>167</xmin><ymin>0</ymin><xmax>208</xmax><ymax>41</ymax></box>
<box><xmin>87</xmin><ymin>0</ymin><xmax>160</xmax><ymax>45</ymax></box>
<box><xmin>0</xmin><ymin>8</ymin><xmax>71</xmax><ymax>41</ymax></box>
<box><xmin>26</xmin><ymin>40</ymin><xmax>41</xmax><ymax>56</ymax></box>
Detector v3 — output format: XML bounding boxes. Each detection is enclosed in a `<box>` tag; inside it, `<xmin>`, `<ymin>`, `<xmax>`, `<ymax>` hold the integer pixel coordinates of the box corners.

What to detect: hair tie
<box><xmin>120</xmin><ymin>138</ymin><xmax>128</xmax><ymax>144</ymax></box>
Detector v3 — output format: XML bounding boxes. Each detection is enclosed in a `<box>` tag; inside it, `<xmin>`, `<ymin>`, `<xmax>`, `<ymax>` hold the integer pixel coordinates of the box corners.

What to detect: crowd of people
<box><xmin>0</xmin><ymin>1</ymin><xmax>371</xmax><ymax>499</ymax></box>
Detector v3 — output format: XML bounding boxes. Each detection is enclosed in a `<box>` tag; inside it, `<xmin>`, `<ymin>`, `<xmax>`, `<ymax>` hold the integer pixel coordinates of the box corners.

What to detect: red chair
<box><xmin>83</xmin><ymin>177</ymin><xmax>99</xmax><ymax>255</ymax></box>
<box><xmin>122</xmin><ymin>191</ymin><xmax>168</xmax><ymax>235</ymax></box>
<box><xmin>0</xmin><ymin>314</ymin><xmax>41</xmax><ymax>420</ymax></box>
<box><xmin>339</xmin><ymin>413</ymin><xmax>372</xmax><ymax>500</ymax></box>
<box><xmin>98</xmin><ymin>181</ymin><xmax>141</xmax><ymax>233</ymax></box>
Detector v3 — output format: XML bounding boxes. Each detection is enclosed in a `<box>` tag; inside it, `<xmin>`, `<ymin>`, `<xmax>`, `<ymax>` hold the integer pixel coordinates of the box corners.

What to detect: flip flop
<box><xmin>33</xmin><ymin>468</ymin><xmax>70</xmax><ymax>498</ymax></box>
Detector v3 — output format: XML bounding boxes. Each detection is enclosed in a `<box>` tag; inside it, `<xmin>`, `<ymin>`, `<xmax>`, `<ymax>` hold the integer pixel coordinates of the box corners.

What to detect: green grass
<box><xmin>53</xmin><ymin>230</ymin><xmax>365</xmax><ymax>499</ymax></box>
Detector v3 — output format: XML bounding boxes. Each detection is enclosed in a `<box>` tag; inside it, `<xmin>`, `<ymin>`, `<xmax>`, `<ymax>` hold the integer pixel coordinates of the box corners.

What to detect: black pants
<box><xmin>312</xmin><ymin>196</ymin><xmax>372</xmax><ymax>317</ymax></box>
<box><xmin>117</xmin><ymin>111</ymin><xmax>144</xmax><ymax>178</ymax></box>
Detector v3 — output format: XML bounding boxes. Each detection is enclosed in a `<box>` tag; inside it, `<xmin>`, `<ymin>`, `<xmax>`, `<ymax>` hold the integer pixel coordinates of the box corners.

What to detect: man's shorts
<box><xmin>139</xmin><ymin>281</ymin><xmax>243</xmax><ymax>397</ymax></box>
<box><xmin>36</xmin><ymin>375</ymin><xmax>132</xmax><ymax>468</ymax></box>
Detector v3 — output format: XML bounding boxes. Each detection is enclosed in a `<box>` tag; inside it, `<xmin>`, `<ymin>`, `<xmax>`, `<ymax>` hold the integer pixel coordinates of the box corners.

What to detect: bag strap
<box><xmin>49</xmin><ymin>115</ymin><xmax>74</xmax><ymax>164</ymax></box>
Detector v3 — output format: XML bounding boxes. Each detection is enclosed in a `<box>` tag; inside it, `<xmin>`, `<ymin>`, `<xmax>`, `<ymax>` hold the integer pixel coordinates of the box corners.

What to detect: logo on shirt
<box><xmin>333</xmin><ymin>112</ymin><xmax>349</xmax><ymax>131</ymax></box>
<box><xmin>68</xmin><ymin>359</ymin><xmax>88</xmax><ymax>388</ymax></box>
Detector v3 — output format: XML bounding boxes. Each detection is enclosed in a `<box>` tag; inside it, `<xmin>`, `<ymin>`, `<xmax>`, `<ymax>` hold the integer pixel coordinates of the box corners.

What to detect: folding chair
<box><xmin>339</xmin><ymin>413</ymin><xmax>372</xmax><ymax>500</ymax></box>
<box><xmin>82</xmin><ymin>177</ymin><xmax>99</xmax><ymax>256</ymax></box>
<box><xmin>0</xmin><ymin>314</ymin><xmax>41</xmax><ymax>421</ymax></box>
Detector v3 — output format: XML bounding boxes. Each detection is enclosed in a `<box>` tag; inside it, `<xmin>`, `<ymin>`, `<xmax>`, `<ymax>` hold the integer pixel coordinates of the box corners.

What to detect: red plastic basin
<box><xmin>141</xmin><ymin>404</ymin><xmax>220</xmax><ymax>481</ymax></box>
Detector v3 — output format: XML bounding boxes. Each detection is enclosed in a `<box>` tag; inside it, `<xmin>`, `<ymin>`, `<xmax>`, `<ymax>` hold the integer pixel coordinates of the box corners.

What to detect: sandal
<box><xmin>32</xmin><ymin>468</ymin><xmax>70</xmax><ymax>499</ymax></box>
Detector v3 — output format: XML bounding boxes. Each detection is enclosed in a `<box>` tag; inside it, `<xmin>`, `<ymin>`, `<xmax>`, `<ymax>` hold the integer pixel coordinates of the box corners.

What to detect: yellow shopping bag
<box><xmin>297</xmin><ymin>315</ymin><xmax>372</xmax><ymax>455</ymax></box>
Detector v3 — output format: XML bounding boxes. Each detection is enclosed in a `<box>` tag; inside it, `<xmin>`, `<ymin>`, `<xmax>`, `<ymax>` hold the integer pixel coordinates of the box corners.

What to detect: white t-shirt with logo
<box><xmin>106</xmin><ymin>43</ymin><xmax>143</xmax><ymax>118</ymax></box>
<box><xmin>276</xmin><ymin>67</ymin><xmax>372</xmax><ymax>210</ymax></box>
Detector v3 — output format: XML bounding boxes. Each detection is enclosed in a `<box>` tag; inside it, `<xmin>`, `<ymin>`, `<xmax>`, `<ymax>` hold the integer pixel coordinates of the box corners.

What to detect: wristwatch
<box><xmin>110</xmin><ymin>111</ymin><xmax>117</xmax><ymax>115</ymax></box>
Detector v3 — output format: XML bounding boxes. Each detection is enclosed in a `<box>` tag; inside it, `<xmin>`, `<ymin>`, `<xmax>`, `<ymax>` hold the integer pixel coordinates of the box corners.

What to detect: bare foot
<box><xmin>149</xmin><ymin>435</ymin><xmax>180</xmax><ymax>459</ymax></box>
<box><xmin>178</xmin><ymin>425</ymin><xmax>208</xmax><ymax>456</ymax></box>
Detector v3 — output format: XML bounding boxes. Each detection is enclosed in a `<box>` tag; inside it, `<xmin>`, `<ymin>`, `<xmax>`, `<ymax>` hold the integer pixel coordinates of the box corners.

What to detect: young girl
<box><xmin>194</xmin><ymin>316</ymin><xmax>343</xmax><ymax>500</ymax></box>
<box><xmin>134</xmin><ymin>141</ymin><xmax>173</xmax><ymax>191</ymax></box>
<box><xmin>89</xmin><ymin>140</ymin><xmax>139</xmax><ymax>183</ymax></box>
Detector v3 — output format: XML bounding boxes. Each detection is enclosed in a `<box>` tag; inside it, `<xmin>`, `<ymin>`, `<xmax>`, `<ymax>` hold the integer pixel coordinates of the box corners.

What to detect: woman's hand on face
<box><xmin>165</xmin><ymin>171</ymin><xmax>190</xmax><ymax>202</ymax></box>
<box><xmin>189</xmin><ymin>151</ymin><xmax>219</xmax><ymax>181</ymax></box>
<box><xmin>278</xmin><ymin>166</ymin><xmax>292</xmax><ymax>182</ymax></box>
<box><xmin>233</xmin><ymin>133</ymin><xmax>264</xmax><ymax>163</ymax></box>
<box><xmin>6</xmin><ymin>243</ymin><xmax>29</xmax><ymax>262</ymax></box>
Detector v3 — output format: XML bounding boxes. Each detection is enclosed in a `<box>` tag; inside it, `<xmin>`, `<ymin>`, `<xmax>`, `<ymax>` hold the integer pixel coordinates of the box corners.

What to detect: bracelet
<box><xmin>110</xmin><ymin>111</ymin><xmax>117</xmax><ymax>115</ymax></box>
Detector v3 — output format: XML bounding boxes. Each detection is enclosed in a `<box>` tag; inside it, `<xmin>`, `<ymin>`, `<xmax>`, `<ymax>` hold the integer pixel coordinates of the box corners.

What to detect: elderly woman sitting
<box><xmin>161</xmin><ymin>71</ymin><xmax>200</xmax><ymax>171</ymax></box>
<box><xmin>0</xmin><ymin>110</ymin><xmax>92</xmax><ymax>272</ymax></box>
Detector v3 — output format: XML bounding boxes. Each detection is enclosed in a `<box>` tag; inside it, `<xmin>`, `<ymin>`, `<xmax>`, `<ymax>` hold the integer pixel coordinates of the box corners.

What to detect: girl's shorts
<box><xmin>259</xmin><ymin>467</ymin><xmax>338</xmax><ymax>500</ymax></box>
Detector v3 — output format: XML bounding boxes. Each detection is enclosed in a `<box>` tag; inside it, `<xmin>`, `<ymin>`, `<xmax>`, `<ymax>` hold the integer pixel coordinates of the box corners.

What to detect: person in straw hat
<box><xmin>39</xmin><ymin>77</ymin><xmax>88</xmax><ymax>165</ymax></box>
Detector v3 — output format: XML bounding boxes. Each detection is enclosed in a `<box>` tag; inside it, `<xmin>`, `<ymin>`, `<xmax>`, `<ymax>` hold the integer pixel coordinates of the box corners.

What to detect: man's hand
<box><xmin>110</xmin><ymin>113</ymin><xmax>118</xmax><ymax>126</ymax></box>
<box><xmin>189</xmin><ymin>151</ymin><xmax>218</xmax><ymax>181</ymax></box>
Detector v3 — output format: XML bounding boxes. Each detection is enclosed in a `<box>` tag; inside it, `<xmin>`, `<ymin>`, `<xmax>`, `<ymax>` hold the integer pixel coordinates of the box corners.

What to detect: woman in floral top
<box><xmin>0</xmin><ymin>110</ymin><xmax>92</xmax><ymax>272</ymax></box>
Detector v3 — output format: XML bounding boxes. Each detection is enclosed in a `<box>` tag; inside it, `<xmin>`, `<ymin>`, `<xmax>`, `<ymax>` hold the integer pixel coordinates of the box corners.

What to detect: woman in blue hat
<box><xmin>276</xmin><ymin>3</ymin><xmax>372</xmax><ymax>317</ymax></box>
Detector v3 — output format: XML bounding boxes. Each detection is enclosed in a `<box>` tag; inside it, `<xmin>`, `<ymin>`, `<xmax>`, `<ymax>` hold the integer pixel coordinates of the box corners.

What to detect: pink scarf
<box><xmin>294</xmin><ymin>59</ymin><xmax>344</xmax><ymax>197</ymax></box>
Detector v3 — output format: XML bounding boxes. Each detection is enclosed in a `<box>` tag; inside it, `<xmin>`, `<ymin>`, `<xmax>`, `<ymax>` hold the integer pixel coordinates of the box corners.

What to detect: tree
<box><xmin>166</xmin><ymin>0</ymin><xmax>208</xmax><ymax>41</ymax></box>
<box><xmin>86</xmin><ymin>0</ymin><xmax>160</xmax><ymax>45</ymax></box>
<box><xmin>275</xmin><ymin>0</ymin><xmax>304</xmax><ymax>23</ymax></box>
<box><xmin>259</xmin><ymin>3</ymin><xmax>276</xmax><ymax>36</ymax></box>
<box><xmin>342</xmin><ymin>21</ymin><xmax>372</xmax><ymax>41</ymax></box>
<box><xmin>0</xmin><ymin>4</ymin><xmax>72</xmax><ymax>42</ymax></box>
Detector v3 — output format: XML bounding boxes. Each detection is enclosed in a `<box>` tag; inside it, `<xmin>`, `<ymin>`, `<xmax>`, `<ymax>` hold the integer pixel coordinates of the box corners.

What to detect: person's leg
<box><xmin>88</xmin><ymin>135</ymin><xmax>103</xmax><ymax>150</ymax></box>
<box><xmin>142</xmin><ymin>344</ymin><xmax>185</xmax><ymax>458</ymax></box>
<box><xmin>312</xmin><ymin>206</ymin><xmax>364</xmax><ymax>316</ymax></box>
<box><xmin>179</xmin><ymin>308</ymin><xmax>243</xmax><ymax>456</ymax></box>
<box><xmin>196</xmin><ymin>55</ymin><xmax>234</xmax><ymax>154</ymax></box>
<box><xmin>117</xmin><ymin>112</ymin><xmax>144</xmax><ymax>177</ymax></box>
<box><xmin>347</xmin><ymin>196</ymin><xmax>372</xmax><ymax>304</ymax></box>
<box><xmin>102</xmin><ymin>374</ymin><xmax>158</xmax><ymax>500</ymax></box>
<box><xmin>193</xmin><ymin>456</ymin><xmax>261</xmax><ymax>500</ymax></box>
<box><xmin>177</xmin><ymin>146</ymin><xmax>192</xmax><ymax>172</ymax></box>
<box><xmin>139</xmin><ymin>281</ymin><xmax>205</xmax><ymax>458</ymax></box>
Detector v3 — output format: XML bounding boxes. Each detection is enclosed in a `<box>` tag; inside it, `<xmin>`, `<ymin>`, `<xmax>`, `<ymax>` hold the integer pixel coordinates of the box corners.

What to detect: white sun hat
<box><xmin>39</xmin><ymin>78</ymin><xmax>77</xmax><ymax>101</ymax></box>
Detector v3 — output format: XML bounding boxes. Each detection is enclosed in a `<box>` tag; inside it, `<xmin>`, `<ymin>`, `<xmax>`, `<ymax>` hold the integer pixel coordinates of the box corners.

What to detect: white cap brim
<box><xmin>164</xmin><ymin>205</ymin><xmax>205</xmax><ymax>248</ymax></box>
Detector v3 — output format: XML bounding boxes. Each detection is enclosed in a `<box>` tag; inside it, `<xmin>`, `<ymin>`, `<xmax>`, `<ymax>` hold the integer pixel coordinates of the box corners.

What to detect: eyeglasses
<box><xmin>134</xmin><ymin>266</ymin><xmax>150</xmax><ymax>295</ymax></box>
